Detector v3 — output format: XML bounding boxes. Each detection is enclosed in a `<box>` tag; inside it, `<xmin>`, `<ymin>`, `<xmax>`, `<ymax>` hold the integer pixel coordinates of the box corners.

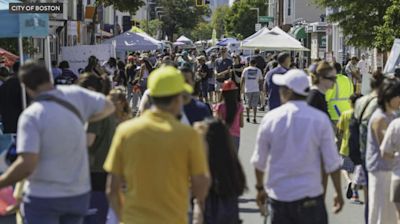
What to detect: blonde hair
<box><xmin>311</xmin><ymin>61</ymin><xmax>334</xmax><ymax>85</ymax></box>
<box><xmin>108</xmin><ymin>88</ymin><xmax>132</xmax><ymax>123</ymax></box>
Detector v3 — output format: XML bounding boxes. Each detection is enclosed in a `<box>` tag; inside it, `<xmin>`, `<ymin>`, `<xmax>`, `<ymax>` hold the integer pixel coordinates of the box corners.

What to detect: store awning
<box><xmin>291</xmin><ymin>26</ymin><xmax>307</xmax><ymax>40</ymax></box>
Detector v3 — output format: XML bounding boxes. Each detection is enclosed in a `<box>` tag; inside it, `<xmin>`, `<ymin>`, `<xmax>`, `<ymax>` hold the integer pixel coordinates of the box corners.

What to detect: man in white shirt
<box><xmin>241</xmin><ymin>59</ymin><xmax>263</xmax><ymax>123</ymax></box>
<box><xmin>357</xmin><ymin>54</ymin><xmax>371</xmax><ymax>95</ymax></box>
<box><xmin>250</xmin><ymin>69</ymin><xmax>344</xmax><ymax>224</ymax></box>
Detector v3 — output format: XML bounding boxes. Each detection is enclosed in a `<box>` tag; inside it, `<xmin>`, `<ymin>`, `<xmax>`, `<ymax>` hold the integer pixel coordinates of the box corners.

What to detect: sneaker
<box><xmin>259</xmin><ymin>106</ymin><xmax>265</xmax><ymax>111</ymax></box>
<box><xmin>246</xmin><ymin>118</ymin><xmax>250</xmax><ymax>123</ymax></box>
<box><xmin>253</xmin><ymin>119</ymin><xmax>257</xmax><ymax>124</ymax></box>
<box><xmin>346</xmin><ymin>182</ymin><xmax>352</xmax><ymax>199</ymax></box>
<box><xmin>350</xmin><ymin>196</ymin><xmax>364</xmax><ymax>205</ymax></box>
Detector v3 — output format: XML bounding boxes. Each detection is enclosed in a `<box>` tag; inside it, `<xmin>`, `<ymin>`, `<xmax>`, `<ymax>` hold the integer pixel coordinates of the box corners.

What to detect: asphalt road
<box><xmin>238</xmin><ymin>111</ymin><xmax>364</xmax><ymax>224</ymax></box>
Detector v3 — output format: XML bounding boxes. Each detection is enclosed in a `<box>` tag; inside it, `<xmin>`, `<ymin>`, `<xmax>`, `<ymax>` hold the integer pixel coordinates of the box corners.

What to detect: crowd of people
<box><xmin>0</xmin><ymin>46</ymin><xmax>400</xmax><ymax>224</ymax></box>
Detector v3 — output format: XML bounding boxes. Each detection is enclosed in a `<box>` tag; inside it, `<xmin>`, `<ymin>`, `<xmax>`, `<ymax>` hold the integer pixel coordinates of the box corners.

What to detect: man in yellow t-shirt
<box><xmin>104</xmin><ymin>66</ymin><xmax>211</xmax><ymax>224</ymax></box>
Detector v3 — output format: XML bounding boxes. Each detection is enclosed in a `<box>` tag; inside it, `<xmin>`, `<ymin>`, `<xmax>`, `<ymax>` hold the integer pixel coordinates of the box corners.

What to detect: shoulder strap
<box><xmin>358</xmin><ymin>96</ymin><xmax>377</xmax><ymax>123</ymax></box>
<box><xmin>36</xmin><ymin>94</ymin><xmax>84</xmax><ymax>124</ymax></box>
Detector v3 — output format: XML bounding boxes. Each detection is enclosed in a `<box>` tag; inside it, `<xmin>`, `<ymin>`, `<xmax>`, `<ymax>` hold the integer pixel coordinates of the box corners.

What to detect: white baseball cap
<box><xmin>272</xmin><ymin>69</ymin><xmax>310</xmax><ymax>96</ymax></box>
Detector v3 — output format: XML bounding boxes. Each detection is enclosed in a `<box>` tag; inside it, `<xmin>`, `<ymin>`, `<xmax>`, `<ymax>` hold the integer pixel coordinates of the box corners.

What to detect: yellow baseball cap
<box><xmin>148</xmin><ymin>66</ymin><xmax>193</xmax><ymax>97</ymax></box>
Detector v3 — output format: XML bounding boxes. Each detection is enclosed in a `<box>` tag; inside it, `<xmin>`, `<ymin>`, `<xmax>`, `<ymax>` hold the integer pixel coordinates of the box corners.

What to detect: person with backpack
<box><xmin>55</xmin><ymin>61</ymin><xmax>78</xmax><ymax>85</ymax></box>
<box><xmin>366</xmin><ymin>78</ymin><xmax>400</xmax><ymax>224</ymax></box>
<box><xmin>0</xmin><ymin>62</ymin><xmax>115</xmax><ymax>224</ymax></box>
<box><xmin>354</xmin><ymin>70</ymin><xmax>385</xmax><ymax>223</ymax></box>
<box><xmin>197</xmin><ymin>119</ymin><xmax>246</xmax><ymax>224</ymax></box>
<box><xmin>337</xmin><ymin>93</ymin><xmax>364</xmax><ymax>204</ymax></box>
<box><xmin>214</xmin><ymin>80</ymin><xmax>244</xmax><ymax>152</ymax></box>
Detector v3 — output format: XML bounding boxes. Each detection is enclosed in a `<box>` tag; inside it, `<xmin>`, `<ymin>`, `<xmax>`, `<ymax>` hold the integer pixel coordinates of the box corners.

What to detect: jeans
<box><xmin>22</xmin><ymin>192</ymin><xmax>90</xmax><ymax>224</ymax></box>
<box><xmin>269</xmin><ymin>195</ymin><xmax>327</xmax><ymax>224</ymax></box>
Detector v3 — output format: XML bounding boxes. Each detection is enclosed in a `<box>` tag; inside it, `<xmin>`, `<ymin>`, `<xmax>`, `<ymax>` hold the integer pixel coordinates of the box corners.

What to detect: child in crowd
<box><xmin>194</xmin><ymin>119</ymin><xmax>246</xmax><ymax>224</ymax></box>
<box><xmin>337</xmin><ymin>93</ymin><xmax>365</xmax><ymax>204</ymax></box>
<box><xmin>214</xmin><ymin>80</ymin><xmax>244</xmax><ymax>152</ymax></box>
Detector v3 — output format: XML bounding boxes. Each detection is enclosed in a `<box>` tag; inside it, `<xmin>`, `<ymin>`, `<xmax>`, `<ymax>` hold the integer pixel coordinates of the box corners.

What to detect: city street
<box><xmin>238</xmin><ymin>111</ymin><xmax>364</xmax><ymax>224</ymax></box>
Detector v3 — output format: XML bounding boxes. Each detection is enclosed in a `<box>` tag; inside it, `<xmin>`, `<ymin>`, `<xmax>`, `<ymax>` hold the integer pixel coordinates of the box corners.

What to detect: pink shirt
<box><xmin>215</xmin><ymin>103</ymin><xmax>244</xmax><ymax>137</ymax></box>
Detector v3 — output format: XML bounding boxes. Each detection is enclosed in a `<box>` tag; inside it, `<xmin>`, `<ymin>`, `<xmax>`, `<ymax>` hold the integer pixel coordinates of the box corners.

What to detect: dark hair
<box><xmin>18</xmin><ymin>62</ymin><xmax>51</xmax><ymax>90</ymax></box>
<box><xmin>117</xmin><ymin>60</ymin><xmax>125</xmax><ymax>70</ymax></box>
<box><xmin>370</xmin><ymin>70</ymin><xmax>385</xmax><ymax>90</ymax></box>
<box><xmin>221</xmin><ymin>90</ymin><xmax>239</xmax><ymax>127</ymax></box>
<box><xmin>0</xmin><ymin>67</ymin><xmax>10</xmax><ymax>78</ymax></box>
<box><xmin>272</xmin><ymin>61</ymin><xmax>278</xmax><ymax>68</ymax></box>
<box><xmin>51</xmin><ymin>60</ymin><xmax>57</xmax><ymax>66</ymax></box>
<box><xmin>76</xmin><ymin>72</ymin><xmax>103</xmax><ymax>93</ymax></box>
<box><xmin>277</xmin><ymin>52</ymin><xmax>290</xmax><ymax>64</ymax></box>
<box><xmin>333</xmin><ymin>62</ymin><xmax>342</xmax><ymax>74</ymax></box>
<box><xmin>249</xmin><ymin>59</ymin><xmax>257</xmax><ymax>65</ymax></box>
<box><xmin>59</xmin><ymin>61</ymin><xmax>70</xmax><ymax>69</ymax></box>
<box><xmin>152</xmin><ymin>94</ymin><xmax>180</xmax><ymax>107</ymax></box>
<box><xmin>255</xmin><ymin>49</ymin><xmax>260</xmax><ymax>54</ymax></box>
<box><xmin>205</xmin><ymin>119</ymin><xmax>246</xmax><ymax>197</ymax></box>
<box><xmin>377</xmin><ymin>78</ymin><xmax>400</xmax><ymax>112</ymax></box>
<box><xmin>312</xmin><ymin>61</ymin><xmax>334</xmax><ymax>84</ymax></box>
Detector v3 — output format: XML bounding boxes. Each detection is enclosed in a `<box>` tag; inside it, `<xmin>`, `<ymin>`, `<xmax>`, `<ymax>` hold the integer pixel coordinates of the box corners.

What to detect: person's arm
<box><xmin>191</xmin><ymin>174</ymin><xmax>211</xmax><ymax>211</ymax></box>
<box><xmin>87</xmin><ymin>133</ymin><xmax>96</xmax><ymax>147</ymax></box>
<box><xmin>371</xmin><ymin>117</ymin><xmax>389</xmax><ymax>145</ymax></box>
<box><xmin>88</xmin><ymin>99</ymin><xmax>115</xmax><ymax>122</ymax></box>
<box><xmin>330</xmin><ymin>169</ymin><xmax>344</xmax><ymax>214</ymax></box>
<box><xmin>0</xmin><ymin>153</ymin><xmax>38</xmax><ymax>189</ymax></box>
<box><xmin>106</xmin><ymin>173</ymin><xmax>124</xmax><ymax>220</ymax></box>
<box><xmin>240</xmin><ymin>71</ymin><xmax>246</xmax><ymax>94</ymax></box>
<box><xmin>381</xmin><ymin>120</ymin><xmax>400</xmax><ymax>160</ymax></box>
<box><xmin>239</xmin><ymin>112</ymin><xmax>244</xmax><ymax>128</ymax></box>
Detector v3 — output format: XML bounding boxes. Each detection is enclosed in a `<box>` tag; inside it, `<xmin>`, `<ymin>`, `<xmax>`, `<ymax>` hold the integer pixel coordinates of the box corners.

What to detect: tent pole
<box><xmin>44</xmin><ymin>36</ymin><xmax>53</xmax><ymax>84</ymax></box>
<box><xmin>18</xmin><ymin>36</ymin><xmax>27</xmax><ymax>110</ymax></box>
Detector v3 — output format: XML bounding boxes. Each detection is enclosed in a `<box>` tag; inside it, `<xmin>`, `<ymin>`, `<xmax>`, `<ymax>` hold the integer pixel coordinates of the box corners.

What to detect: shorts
<box><xmin>353</xmin><ymin>165</ymin><xmax>366</xmax><ymax>186</ymax></box>
<box><xmin>341</xmin><ymin>156</ymin><xmax>355</xmax><ymax>173</ymax></box>
<box><xmin>390</xmin><ymin>179</ymin><xmax>400</xmax><ymax>203</ymax></box>
<box><xmin>246</xmin><ymin>92</ymin><xmax>260</xmax><ymax>108</ymax></box>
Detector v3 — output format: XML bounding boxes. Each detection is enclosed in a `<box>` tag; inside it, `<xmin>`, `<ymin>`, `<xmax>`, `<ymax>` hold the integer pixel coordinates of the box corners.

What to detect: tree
<box><xmin>314</xmin><ymin>0</ymin><xmax>392</xmax><ymax>48</ymax></box>
<box><xmin>0</xmin><ymin>38</ymin><xmax>37</xmax><ymax>56</ymax></box>
<box><xmin>141</xmin><ymin>19</ymin><xmax>163</xmax><ymax>38</ymax></box>
<box><xmin>211</xmin><ymin>5</ymin><xmax>230</xmax><ymax>39</ymax></box>
<box><xmin>191</xmin><ymin>22</ymin><xmax>213</xmax><ymax>41</ymax></box>
<box><xmin>224</xmin><ymin>1</ymin><xmax>258</xmax><ymax>39</ymax></box>
<box><xmin>90</xmin><ymin>0</ymin><xmax>145</xmax><ymax>44</ymax></box>
<box><xmin>156</xmin><ymin>0</ymin><xmax>210</xmax><ymax>41</ymax></box>
<box><xmin>375</xmin><ymin>0</ymin><xmax>400</xmax><ymax>50</ymax></box>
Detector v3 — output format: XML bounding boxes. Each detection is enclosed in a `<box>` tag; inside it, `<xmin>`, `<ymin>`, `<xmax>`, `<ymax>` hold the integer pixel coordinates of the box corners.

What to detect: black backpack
<box><xmin>348</xmin><ymin>97</ymin><xmax>376</xmax><ymax>165</ymax></box>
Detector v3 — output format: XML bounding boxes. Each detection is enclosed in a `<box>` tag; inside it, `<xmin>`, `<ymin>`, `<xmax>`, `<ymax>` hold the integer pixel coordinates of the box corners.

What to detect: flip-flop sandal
<box><xmin>346</xmin><ymin>182</ymin><xmax>353</xmax><ymax>199</ymax></box>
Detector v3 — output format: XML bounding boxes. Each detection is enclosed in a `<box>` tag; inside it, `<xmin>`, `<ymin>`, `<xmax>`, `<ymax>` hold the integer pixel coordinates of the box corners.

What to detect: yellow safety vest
<box><xmin>326</xmin><ymin>74</ymin><xmax>354</xmax><ymax>121</ymax></box>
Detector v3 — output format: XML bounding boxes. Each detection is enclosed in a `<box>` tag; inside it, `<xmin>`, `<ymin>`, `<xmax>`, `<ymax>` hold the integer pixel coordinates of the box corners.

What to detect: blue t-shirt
<box><xmin>265</xmin><ymin>66</ymin><xmax>288</xmax><ymax>110</ymax></box>
<box><xmin>183</xmin><ymin>99</ymin><xmax>212</xmax><ymax>125</ymax></box>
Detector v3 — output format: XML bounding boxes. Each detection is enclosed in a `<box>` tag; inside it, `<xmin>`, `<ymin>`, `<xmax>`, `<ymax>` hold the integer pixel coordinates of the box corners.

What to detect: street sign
<box><xmin>259</xmin><ymin>16</ymin><xmax>274</xmax><ymax>23</ymax></box>
<box><xmin>255</xmin><ymin>23</ymin><xmax>262</xmax><ymax>31</ymax></box>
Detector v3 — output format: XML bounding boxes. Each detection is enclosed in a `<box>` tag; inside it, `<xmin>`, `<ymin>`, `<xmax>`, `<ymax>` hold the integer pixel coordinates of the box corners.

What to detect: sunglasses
<box><xmin>323</xmin><ymin>76</ymin><xmax>337</xmax><ymax>81</ymax></box>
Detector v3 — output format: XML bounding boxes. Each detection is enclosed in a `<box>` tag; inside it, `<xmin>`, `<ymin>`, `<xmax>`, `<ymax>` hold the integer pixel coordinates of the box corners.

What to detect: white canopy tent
<box><xmin>176</xmin><ymin>35</ymin><xmax>193</xmax><ymax>44</ymax></box>
<box><xmin>270</xmin><ymin>26</ymin><xmax>303</xmax><ymax>45</ymax></box>
<box><xmin>241</xmin><ymin>29</ymin><xmax>309</xmax><ymax>51</ymax></box>
<box><xmin>242</xmin><ymin>27</ymin><xmax>270</xmax><ymax>44</ymax></box>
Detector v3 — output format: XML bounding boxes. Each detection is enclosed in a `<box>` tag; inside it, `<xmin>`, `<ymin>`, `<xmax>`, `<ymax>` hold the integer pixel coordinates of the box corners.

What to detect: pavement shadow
<box><xmin>239</xmin><ymin>207</ymin><xmax>261</xmax><ymax>213</ymax></box>
<box><xmin>239</xmin><ymin>198</ymin><xmax>257</xmax><ymax>203</ymax></box>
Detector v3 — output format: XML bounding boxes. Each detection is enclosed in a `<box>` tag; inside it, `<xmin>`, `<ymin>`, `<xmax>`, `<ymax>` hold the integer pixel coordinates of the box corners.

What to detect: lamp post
<box><xmin>250</xmin><ymin>7</ymin><xmax>260</xmax><ymax>23</ymax></box>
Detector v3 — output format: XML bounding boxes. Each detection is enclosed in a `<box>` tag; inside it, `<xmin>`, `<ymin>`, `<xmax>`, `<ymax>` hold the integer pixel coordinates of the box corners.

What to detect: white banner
<box><xmin>384</xmin><ymin>39</ymin><xmax>400</xmax><ymax>74</ymax></box>
<box><xmin>61</xmin><ymin>44</ymin><xmax>115</xmax><ymax>75</ymax></box>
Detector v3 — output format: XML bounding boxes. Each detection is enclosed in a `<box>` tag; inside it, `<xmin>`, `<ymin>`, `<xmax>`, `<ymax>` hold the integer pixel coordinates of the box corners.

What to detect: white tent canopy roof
<box><xmin>241</xmin><ymin>27</ymin><xmax>309</xmax><ymax>51</ymax></box>
<box><xmin>242</xmin><ymin>27</ymin><xmax>270</xmax><ymax>44</ymax></box>
<box><xmin>176</xmin><ymin>35</ymin><xmax>193</xmax><ymax>43</ymax></box>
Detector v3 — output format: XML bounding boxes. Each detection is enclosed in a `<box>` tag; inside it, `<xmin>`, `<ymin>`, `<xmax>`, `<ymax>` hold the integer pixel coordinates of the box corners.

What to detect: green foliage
<box><xmin>224</xmin><ymin>1</ymin><xmax>258</xmax><ymax>39</ymax></box>
<box><xmin>191</xmin><ymin>22</ymin><xmax>213</xmax><ymax>41</ymax></box>
<box><xmin>156</xmin><ymin>0</ymin><xmax>211</xmax><ymax>41</ymax></box>
<box><xmin>141</xmin><ymin>19</ymin><xmax>163</xmax><ymax>37</ymax></box>
<box><xmin>0</xmin><ymin>38</ymin><xmax>37</xmax><ymax>56</ymax></box>
<box><xmin>314</xmin><ymin>0</ymin><xmax>391</xmax><ymax>48</ymax></box>
<box><xmin>211</xmin><ymin>5</ymin><xmax>230</xmax><ymax>38</ymax></box>
<box><xmin>375</xmin><ymin>0</ymin><xmax>400</xmax><ymax>50</ymax></box>
<box><xmin>96</xmin><ymin>0</ymin><xmax>145</xmax><ymax>15</ymax></box>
